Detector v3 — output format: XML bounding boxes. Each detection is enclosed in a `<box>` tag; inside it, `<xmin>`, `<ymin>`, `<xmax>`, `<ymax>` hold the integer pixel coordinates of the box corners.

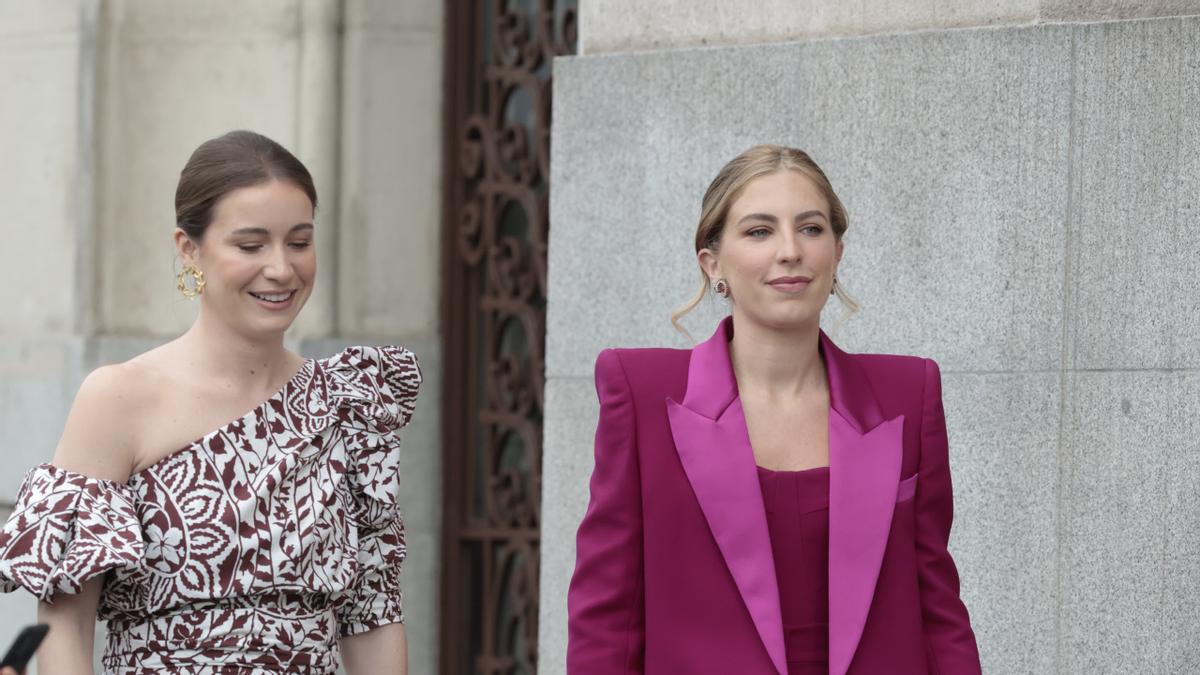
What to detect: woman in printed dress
<box><xmin>0</xmin><ymin>130</ymin><xmax>420</xmax><ymax>674</ymax></box>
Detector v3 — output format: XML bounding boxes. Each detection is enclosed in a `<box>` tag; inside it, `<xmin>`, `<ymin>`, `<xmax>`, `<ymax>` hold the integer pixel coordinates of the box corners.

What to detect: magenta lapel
<box><xmin>666</xmin><ymin>319</ymin><xmax>787</xmax><ymax>675</ymax></box>
<box><xmin>666</xmin><ymin>320</ymin><xmax>903</xmax><ymax>675</ymax></box>
<box><xmin>822</xmin><ymin>333</ymin><xmax>905</xmax><ymax>675</ymax></box>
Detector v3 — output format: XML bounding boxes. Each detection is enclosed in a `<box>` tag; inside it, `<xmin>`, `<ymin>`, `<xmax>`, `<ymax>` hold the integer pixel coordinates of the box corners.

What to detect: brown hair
<box><xmin>671</xmin><ymin>144</ymin><xmax>860</xmax><ymax>336</ymax></box>
<box><xmin>175</xmin><ymin>130</ymin><xmax>317</xmax><ymax>241</ymax></box>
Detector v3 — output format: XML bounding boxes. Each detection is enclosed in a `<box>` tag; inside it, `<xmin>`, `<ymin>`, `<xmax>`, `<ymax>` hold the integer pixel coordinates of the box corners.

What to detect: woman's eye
<box><xmin>237</xmin><ymin>244</ymin><xmax>263</xmax><ymax>252</ymax></box>
<box><xmin>289</xmin><ymin>241</ymin><xmax>312</xmax><ymax>250</ymax></box>
<box><xmin>801</xmin><ymin>225</ymin><xmax>824</xmax><ymax>236</ymax></box>
<box><xmin>748</xmin><ymin>228</ymin><xmax>770</xmax><ymax>238</ymax></box>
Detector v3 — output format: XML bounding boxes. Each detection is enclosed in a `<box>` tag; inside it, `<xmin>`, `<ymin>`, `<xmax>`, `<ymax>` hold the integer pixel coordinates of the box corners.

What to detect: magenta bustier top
<box><xmin>757</xmin><ymin>464</ymin><xmax>831</xmax><ymax>675</ymax></box>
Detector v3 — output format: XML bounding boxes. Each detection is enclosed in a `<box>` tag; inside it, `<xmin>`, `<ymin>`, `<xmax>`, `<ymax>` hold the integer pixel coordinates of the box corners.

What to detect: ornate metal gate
<box><xmin>439</xmin><ymin>2</ymin><xmax>577</xmax><ymax>673</ymax></box>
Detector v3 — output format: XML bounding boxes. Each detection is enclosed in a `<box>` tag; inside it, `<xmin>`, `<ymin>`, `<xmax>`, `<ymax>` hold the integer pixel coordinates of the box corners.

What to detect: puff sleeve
<box><xmin>326</xmin><ymin>346</ymin><xmax>422</xmax><ymax>637</ymax></box>
<box><xmin>0</xmin><ymin>463</ymin><xmax>144</xmax><ymax>601</ymax></box>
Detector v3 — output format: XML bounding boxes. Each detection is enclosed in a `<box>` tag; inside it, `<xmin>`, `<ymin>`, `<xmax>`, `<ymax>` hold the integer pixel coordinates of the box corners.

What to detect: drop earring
<box><xmin>177</xmin><ymin>264</ymin><xmax>206</xmax><ymax>299</ymax></box>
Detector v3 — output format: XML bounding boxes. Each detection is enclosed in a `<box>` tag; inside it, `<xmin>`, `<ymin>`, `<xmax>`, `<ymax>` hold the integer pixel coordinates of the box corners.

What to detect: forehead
<box><xmin>728</xmin><ymin>170</ymin><xmax>828</xmax><ymax>217</ymax></box>
<box><xmin>209</xmin><ymin>180</ymin><xmax>315</xmax><ymax>233</ymax></box>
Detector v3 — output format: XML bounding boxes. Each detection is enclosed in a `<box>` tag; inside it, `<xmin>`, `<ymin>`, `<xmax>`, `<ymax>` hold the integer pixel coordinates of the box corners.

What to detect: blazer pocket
<box><xmin>897</xmin><ymin>473</ymin><xmax>918</xmax><ymax>503</ymax></box>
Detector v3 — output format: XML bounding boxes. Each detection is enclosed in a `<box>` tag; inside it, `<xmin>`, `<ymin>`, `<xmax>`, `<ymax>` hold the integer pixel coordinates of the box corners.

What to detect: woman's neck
<box><xmin>178</xmin><ymin>309</ymin><xmax>297</xmax><ymax>391</ymax></box>
<box><xmin>727</xmin><ymin>313</ymin><xmax>826</xmax><ymax>400</ymax></box>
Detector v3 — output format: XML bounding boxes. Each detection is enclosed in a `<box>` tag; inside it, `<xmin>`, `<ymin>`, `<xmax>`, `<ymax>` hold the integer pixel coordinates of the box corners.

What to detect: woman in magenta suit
<box><xmin>566</xmin><ymin>145</ymin><xmax>981</xmax><ymax>674</ymax></box>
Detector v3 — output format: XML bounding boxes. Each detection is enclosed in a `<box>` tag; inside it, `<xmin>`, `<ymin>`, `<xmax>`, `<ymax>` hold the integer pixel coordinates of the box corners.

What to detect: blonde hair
<box><xmin>671</xmin><ymin>145</ymin><xmax>860</xmax><ymax>339</ymax></box>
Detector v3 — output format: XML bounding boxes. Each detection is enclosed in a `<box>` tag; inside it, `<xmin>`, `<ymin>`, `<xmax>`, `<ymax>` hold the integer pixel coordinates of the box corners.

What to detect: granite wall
<box><xmin>541</xmin><ymin>14</ymin><xmax>1200</xmax><ymax>675</ymax></box>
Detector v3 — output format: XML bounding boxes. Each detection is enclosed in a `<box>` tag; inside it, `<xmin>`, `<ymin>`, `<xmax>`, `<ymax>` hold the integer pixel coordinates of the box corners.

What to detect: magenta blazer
<box><xmin>567</xmin><ymin>317</ymin><xmax>981</xmax><ymax>674</ymax></box>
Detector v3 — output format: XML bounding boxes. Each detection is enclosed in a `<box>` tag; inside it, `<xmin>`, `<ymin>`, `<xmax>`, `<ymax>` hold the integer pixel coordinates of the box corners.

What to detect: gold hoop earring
<box><xmin>177</xmin><ymin>264</ymin><xmax>206</xmax><ymax>299</ymax></box>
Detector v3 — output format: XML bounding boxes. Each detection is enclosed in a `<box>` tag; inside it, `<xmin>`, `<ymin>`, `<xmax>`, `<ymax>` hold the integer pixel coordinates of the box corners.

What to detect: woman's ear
<box><xmin>174</xmin><ymin>228</ymin><xmax>198</xmax><ymax>265</ymax></box>
<box><xmin>697</xmin><ymin>247</ymin><xmax>720</xmax><ymax>283</ymax></box>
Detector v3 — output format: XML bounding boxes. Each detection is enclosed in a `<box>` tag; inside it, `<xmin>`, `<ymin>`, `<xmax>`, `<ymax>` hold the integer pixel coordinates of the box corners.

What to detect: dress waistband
<box><xmin>103</xmin><ymin>592</ymin><xmax>340</xmax><ymax>674</ymax></box>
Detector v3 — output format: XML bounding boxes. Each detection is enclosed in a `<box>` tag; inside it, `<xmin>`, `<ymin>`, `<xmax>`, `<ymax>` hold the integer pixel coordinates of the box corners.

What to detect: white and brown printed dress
<box><xmin>0</xmin><ymin>346</ymin><xmax>420</xmax><ymax>674</ymax></box>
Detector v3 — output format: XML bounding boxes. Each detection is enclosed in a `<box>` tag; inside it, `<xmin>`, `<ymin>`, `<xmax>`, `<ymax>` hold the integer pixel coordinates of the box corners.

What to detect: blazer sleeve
<box><xmin>916</xmin><ymin>358</ymin><xmax>982</xmax><ymax>675</ymax></box>
<box><xmin>566</xmin><ymin>349</ymin><xmax>645</xmax><ymax>674</ymax></box>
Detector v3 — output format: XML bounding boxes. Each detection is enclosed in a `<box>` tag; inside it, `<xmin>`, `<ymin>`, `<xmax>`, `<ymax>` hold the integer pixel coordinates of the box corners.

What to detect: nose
<box><xmin>262</xmin><ymin>245</ymin><xmax>295</xmax><ymax>283</ymax></box>
<box><xmin>776</xmin><ymin>229</ymin><xmax>802</xmax><ymax>264</ymax></box>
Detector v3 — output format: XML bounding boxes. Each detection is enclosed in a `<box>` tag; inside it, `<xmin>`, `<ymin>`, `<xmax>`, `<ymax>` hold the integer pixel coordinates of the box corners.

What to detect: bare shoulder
<box><xmin>53</xmin><ymin>359</ymin><xmax>159</xmax><ymax>482</ymax></box>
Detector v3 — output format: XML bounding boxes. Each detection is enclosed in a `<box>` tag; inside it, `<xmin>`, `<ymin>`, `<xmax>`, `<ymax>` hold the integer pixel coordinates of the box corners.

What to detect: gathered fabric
<box><xmin>0</xmin><ymin>346</ymin><xmax>421</xmax><ymax>674</ymax></box>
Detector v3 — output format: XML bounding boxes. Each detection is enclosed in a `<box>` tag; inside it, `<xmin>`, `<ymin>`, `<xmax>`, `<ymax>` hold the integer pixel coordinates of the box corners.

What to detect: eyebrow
<box><xmin>229</xmin><ymin>223</ymin><xmax>314</xmax><ymax>236</ymax></box>
<box><xmin>736</xmin><ymin>210</ymin><xmax>828</xmax><ymax>226</ymax></box>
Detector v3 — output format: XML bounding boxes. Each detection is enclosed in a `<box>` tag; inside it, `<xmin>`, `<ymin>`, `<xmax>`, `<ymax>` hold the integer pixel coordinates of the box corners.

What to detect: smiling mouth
<box><xmin>248</xmin><ymin>291</ymin><xmax>296</xmax><ymax>303</ymax></box>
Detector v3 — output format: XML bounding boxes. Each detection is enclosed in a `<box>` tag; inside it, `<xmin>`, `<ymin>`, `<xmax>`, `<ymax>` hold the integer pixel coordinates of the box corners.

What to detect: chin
<box><xmin>751</xmin><ymin>307</ymin><xmax>820</xmax><ymax>332</ymax></box>
<box><xmin>242</xmin><ymin>309</ymin><xmax>302</xmax><ymax>336</ymax></box>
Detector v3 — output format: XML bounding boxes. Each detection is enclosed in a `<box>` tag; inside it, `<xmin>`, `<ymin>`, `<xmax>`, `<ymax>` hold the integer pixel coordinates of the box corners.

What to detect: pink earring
<box><xmin>711</xmin><ymin>278</ymin><xmax>729</xmax><ymax>298</ymax></box>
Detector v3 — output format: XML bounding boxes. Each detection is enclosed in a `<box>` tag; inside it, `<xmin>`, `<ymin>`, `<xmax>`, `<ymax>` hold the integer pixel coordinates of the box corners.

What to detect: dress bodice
<box><xmin>0</xmin><ymin>346</ymin><xmax>421</xmax><ymax>674</ymax></box>
<box><xmin>758</xmin><ymin>464</ymin><xmax>831</xmax><ymax>675</ymax></box>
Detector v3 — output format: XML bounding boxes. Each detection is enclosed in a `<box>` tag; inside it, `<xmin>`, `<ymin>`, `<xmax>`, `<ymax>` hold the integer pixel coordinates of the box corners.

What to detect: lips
<box><xmin>767</xmin><ymin>276</ymin><xmax>813</xmax><ymax>293</ymax></box>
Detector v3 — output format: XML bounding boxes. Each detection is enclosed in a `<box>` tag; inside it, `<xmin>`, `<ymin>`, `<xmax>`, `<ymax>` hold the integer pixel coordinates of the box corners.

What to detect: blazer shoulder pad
<box><xmin>596</xmin><ymin>346</ymin><xmax>690</xmax><ymax>370</ymax></box>
<box><xmin>851</xmin><ymin>351</ymin><xmax>933</xmax><ymax>400</ymax></box>
<box><xmin>595</xmin><ymin>347</ymin><xmax>691</xmax><ymax>397</ymax></box>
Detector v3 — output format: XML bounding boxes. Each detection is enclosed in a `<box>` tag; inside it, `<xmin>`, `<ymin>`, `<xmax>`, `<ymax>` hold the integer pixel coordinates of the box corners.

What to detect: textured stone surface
<box><xmin>0</xmin><ymin>1</ymin><xmax>89</xmax><ymax>335</ymax></box>
<box><xmin>337</xmin><ymin>10</ymin><xmax>442</xmax><ymax>339</ymax></box>
<box><xmin>942</xmin><ymin>372</ymin><xmax>1060</xmax><ymax>675</ymax></box>
<box><xmin>344</xmin><ymin>0</ymin><xmax>440</xmax><ymax>29</ymax></box>
<box><xmin>1160</xmin><ymin>372</ymin><xmax>1200</xmax><ymax>673</ymax></box>
<box><xmin>548</xmin><ymin>24</ymin><xmax>1073</xmax><ymax>379</ymax></box>
<box><xmin>0</xmin><ymin>337</ymin><xmax>86</xmax><ymax>502</ymax></box>
<box><xmin>1058</xmin><ymin>370</ymin><xmax>1200</xmax><ymax>673</ymax></box>
<box><xmin>579</xmin><ymin>0</ymin><xmax>1200</xmax><ymax>53</ymax></box>
<box><xmin>579</xmin><ymin>0</ymin><xmax>1041</xmax><ymax>53</ymax></box>
<box><xmin>1066</xmin><ymin>17</ymin><xmax>1200</xmax><ymax>370</ymax></box>
<box><xmin>1041</xmin><ymin>0</ymin><xmax>1200</xmax><ymax>21</ymax></box>
<box><xmin>537</xmin><ymin>376</ymin><xmax>601</xmax><ymax>675</ymax></box>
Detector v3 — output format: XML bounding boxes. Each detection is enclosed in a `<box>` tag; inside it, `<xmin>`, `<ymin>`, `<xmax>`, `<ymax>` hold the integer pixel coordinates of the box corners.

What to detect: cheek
<box><xmin>805</xmin><ymin>242</ymin><xmax>837</xmax><ymax>271</ymax></box>
<box><xmin>207</xmin><ymin>257</ymin><xmax>256</xmax><ymax>289</ymax></box>
<box><xmin>724</xmin><ymin>245</ymin><xmax>773</xmax><ymax>279</ymax></box>
<box><xmin>298</xmin><ymin>251</ymin><xmax>317</xmax><ymax>280</ymax></box>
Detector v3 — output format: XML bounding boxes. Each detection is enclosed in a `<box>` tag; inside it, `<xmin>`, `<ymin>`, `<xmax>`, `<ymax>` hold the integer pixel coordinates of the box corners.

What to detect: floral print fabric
<box><xmin>0</xmin><ymin>346</ymin><xmax>420</xmax><ymax>674</ymax></box>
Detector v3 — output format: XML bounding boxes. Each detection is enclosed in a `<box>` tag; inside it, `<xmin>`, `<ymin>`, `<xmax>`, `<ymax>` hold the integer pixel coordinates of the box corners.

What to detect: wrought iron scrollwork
<box><xmin>442</xmin><ymin>1</ymin><xmax>576</xmax><ymax>673</ymax></box>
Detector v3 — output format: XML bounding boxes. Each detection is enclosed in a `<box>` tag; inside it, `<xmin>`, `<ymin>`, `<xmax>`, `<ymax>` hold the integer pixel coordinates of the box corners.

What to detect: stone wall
<box><xmin>540</xmin><ymin>13</ymin><xmax>1200</xmax><ymax>675</ymax></box>
<box><xmin>579</xmin><ymin>0</ymin><xmax>1200</xmax><ymax>52</ymax></box>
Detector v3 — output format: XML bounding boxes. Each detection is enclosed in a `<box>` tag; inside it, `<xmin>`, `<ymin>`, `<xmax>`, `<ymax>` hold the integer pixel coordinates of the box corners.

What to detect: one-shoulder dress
<box><xmin>0</xmin><ymin>345</ymin><xmax>420</xmax><ymax>674</ymax></box>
